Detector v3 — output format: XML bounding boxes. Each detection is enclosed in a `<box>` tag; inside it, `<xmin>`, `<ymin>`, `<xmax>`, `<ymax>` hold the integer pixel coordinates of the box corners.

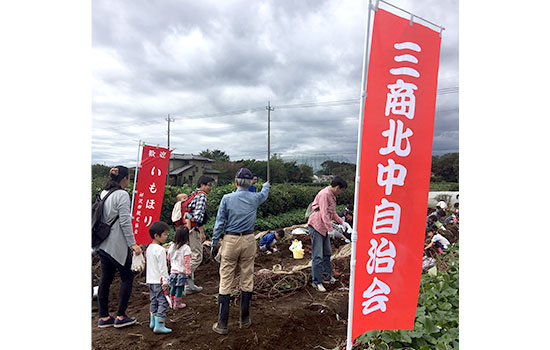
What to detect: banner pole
<box><xmin>130</xmin><ymin>140</ymin><xmax>142</xmax><ymax>216</ymax></box>
<box><xmin>346</xmin><ymin>1</ymin><xmax>374</xmax><ymax>349</ymax></box>
<box><xmin>378</xmin><ymin>0</ymin><xmax>445</xmax><ymax>33</ymax></box>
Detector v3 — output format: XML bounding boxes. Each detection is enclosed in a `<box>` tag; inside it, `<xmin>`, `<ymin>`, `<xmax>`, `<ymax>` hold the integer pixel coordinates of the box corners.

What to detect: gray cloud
<box><xmin>92</xmin><ymin>0</ymin><xmax>458</xmax><ymax>166</ymax></box>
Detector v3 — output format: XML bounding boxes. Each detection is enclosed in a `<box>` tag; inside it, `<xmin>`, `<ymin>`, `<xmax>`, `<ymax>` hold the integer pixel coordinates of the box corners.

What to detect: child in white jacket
<box><xmin>167</xmin><ymin>226</ymin><xmax>192</xmax><ymax>309</ymax></box>
<box><xmin>146</xmin><ymin>221</ymin><xmax>171</xmax><ymax>334</ymax></box>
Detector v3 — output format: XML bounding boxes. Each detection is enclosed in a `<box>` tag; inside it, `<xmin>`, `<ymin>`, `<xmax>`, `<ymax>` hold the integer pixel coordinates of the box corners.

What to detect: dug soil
<box><xmin>92</xmin><ymin>232</ymin><xmax>351</xmax><ymax>350</ymax></box>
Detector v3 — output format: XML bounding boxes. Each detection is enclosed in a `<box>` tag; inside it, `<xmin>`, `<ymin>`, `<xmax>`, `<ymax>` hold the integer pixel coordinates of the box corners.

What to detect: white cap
<box><xmin>436</xmin><ymin>201</ymin><xmax>448</xmax><ymax>209</ymax></box>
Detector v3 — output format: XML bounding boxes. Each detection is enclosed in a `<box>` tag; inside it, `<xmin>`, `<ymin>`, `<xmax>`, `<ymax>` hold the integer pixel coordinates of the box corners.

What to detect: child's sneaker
<box><xmin>266</xmin><ymin>251</ymin><xmax>272</xmax><ymax>255</ymax></box>
<box><xmin>323</xmin><ymin>276</ymin><xmax>337</xmax><ymax>284</ymax></box>
<box><xmin>98</xmin><ymin>316</ymin><xmax>115</xmax><ymax>328</ymax></box>
<box><xmin>173</xmin><ymin>297</ymin><xmax>187</xmax><ymax>309</ymax></box>
<box><xmin>114</xmin><ymin>315</ymin><xmax>137</xmax><ymax>328</ymax></box>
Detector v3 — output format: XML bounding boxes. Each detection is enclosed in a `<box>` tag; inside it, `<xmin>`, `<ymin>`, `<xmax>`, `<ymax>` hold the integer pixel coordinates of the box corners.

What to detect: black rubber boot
<box><xmin>240</xmin><ymin>291</ymin><xmax>253</xmax><ymax>328</ymax></box>
<box><xmin>212</xmin><ymin>294</ymin><xmax>230</xmax><ymax>335</ymax></box>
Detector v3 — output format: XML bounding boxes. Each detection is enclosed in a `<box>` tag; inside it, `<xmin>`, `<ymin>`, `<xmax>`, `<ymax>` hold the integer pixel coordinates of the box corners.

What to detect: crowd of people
<box><xmin>93</xmin><ymin>167</ymin><xmax>273</xmax><ymax>335</ymax></box>
<box><xmin>93</xmin><ymin>166</ymin><xmax>454</xmax><ymax>337</ymax></box>
<box><xmin>424</xmin><ymin>200</ymin><xmax>459</xmax><ymax>256</ymax></box>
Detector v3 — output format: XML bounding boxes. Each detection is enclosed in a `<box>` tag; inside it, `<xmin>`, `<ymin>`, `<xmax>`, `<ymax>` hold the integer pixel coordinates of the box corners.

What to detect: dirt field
<box><xmin>92</xmin><ymin>231</ymin><xmax>352</xmax><ymax>350</ymax></box>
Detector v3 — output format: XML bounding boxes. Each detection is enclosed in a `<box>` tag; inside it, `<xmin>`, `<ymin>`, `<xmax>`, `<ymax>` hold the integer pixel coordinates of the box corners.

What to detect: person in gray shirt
<box><xmin>95</xmin><ymin>166</ymin><xmax>143</xmax><ymax>328</ymax></box>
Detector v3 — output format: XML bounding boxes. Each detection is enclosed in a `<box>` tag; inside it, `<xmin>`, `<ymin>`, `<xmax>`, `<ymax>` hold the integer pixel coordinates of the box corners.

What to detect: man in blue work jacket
<box><xmin>210</xmin><ymin>168</ymin><xmax>270</xmax><ymax>335</ymax></box>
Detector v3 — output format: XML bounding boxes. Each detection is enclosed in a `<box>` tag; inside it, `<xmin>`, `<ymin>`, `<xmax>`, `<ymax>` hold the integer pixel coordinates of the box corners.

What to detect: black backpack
<box><xmin>92</xmin><ymin>188</ymin><xmax>122</xmax><ymax>248</ymax></box>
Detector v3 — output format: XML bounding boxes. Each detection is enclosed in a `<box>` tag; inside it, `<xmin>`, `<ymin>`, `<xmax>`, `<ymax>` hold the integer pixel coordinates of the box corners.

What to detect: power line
<box><xmin>93</xmin><ymin>106</ymin><xmax>459</xmax><ymax>136</ymax></box>
<box><xmin>93</xmin><ymin>86</ymin><xmax>459</xmax><ymax>130</ymax></box>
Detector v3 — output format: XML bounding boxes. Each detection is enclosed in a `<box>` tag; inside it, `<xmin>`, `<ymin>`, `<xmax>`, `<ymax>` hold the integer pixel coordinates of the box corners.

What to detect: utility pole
<box><xmin>166</xmin><ymin>114</ymin><xmax>175</xmax><ymax>185</ymax></box>
<box><xmin>266</xmin><ymin>101</ymin><xmax>274</xmax><ymax>183</ymax></box>
<box><xmin>166</xmin><ymin>114</ymin><xmax>175</xmax><ymax>150</ymax></box>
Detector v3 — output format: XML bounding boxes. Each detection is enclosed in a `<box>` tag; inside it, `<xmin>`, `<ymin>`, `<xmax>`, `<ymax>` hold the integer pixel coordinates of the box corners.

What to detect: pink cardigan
<box><xmin>307</xmin><ymin>186</ymin><xmax>344</xmax><ymax>236</ymax></box>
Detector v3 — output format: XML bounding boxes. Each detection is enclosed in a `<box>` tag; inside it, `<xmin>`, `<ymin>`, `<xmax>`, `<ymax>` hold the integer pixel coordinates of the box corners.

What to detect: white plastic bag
<box><xmin>291</xmin><ymin>227</ymin><xmax>308</xmax><ymax>235</ymax></box>
<box><xmin>342</xmin><ymin>222</ymin><xmax>352</xmax><ymax>233</ymax></box>
<box><xmin>288</xmin><ymin>239</ymin><xmax>304</xmax><ymax>259</ymax></box>
<box><xmin>422</xmin><ymin>256</ymin><xmax>436</xmax><ymax>272</ymax></box>
<box><xmin>131</xmin><ymin>252</ymin><xmax>145</xmax><ymax>272</ymax></box>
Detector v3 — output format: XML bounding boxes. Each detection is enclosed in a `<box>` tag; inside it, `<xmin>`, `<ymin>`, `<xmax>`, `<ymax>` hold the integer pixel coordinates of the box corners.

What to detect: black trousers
<box><xmin>97</xmin><ymin>249</ymin><xmax>134</xmax><ymax>318</ymax></box>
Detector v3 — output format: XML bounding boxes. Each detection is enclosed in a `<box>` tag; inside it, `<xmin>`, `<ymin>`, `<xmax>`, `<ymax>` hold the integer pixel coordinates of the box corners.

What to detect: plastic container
<box><xmin>289</xmin><ymin>239</ymin><xmax>302</xmax><ymax>251</ymax></box>
<box><xmin>289</xmin><ymin>239</ymin><xmax>304</xmax><ymax>259</ymax></box>
<box><xmin>292</xmin><ymin>249</ymin><xmax>304</xmax><ymax>259</ymax></box>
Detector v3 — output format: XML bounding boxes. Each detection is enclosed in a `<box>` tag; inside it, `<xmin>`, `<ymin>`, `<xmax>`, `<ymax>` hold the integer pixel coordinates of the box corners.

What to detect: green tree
<box><xmin>211</xmin><ymin>161</ymin><xmax>244</xmax><ymax>185</ymax></box>
<box><xmin>205</xmin><ymin>152</ymin><xmax>313</xmax><ymax>184</ymax></box>
<box><xmin>431</xmin><ymin>153</ymin><xmax>459</xmax><ymax>183</ymax></box>
<box><xmin>269</xmin><ymin>154</ymin><xmax>288</xmax><ymax>183</ymax></box>
<box><xmin>241</xmin><ymin>159</ymin><xmax>267</xmax><ymax>181</ymax></box>
<box><xmin>318</xmin><ymin>160</ymin><xmax>356</xmax><ymax>183</ymax></box>
<box><xmin>284</xmin><ymin>160</ymin><xmax>302</xmax><ymax>182</ymax></box>
<box><xmin>199</xmin><ymin>149</ymin><xmax>230</xmax><ymax>162</ymax></box>
<box><xmin>297</xmin><ymin>164</ymin><xmax>313</xmax><ymax>183</ymax></box>
<box><xmin>92</xmin><ymin>164</ymin><xmax>111</xmax><ymax>178</ymax></box>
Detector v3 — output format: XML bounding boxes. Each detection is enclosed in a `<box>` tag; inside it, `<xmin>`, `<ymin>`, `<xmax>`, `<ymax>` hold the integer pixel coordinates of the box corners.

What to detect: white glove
<box><xmin>131</xmin><ymin>252</ymin><xmax>145</xmax><ymax>272</ymax></box>
<box><xmin>342</xmin><ymin>222</ymin><xmax>352</xmax><ymax>232</ymax></box>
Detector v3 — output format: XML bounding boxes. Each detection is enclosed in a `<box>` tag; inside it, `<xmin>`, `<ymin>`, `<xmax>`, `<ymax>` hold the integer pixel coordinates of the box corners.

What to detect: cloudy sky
<box><xmin>92</xmin><ymin>0</ymin><xmax>458</xmax><ymax>166</ymax></box>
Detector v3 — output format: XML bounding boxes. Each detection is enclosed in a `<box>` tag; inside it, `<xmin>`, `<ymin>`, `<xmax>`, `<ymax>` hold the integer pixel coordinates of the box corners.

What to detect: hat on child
<box><xmin>235</xmin><ymin>168</ymin><xmax>253</xmax><ymax>179</ymax></box>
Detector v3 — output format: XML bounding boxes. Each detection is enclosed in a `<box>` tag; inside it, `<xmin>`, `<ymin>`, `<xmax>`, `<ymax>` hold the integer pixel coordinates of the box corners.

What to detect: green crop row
<box><xmin>354</xmin><ymin>244</ymin><xmax>459</xmax><ymax>350</ymax></box>
<box><xmin>92</xmin><ymin>179</ymin><xmax>353</xmax><ymax>233</ymax></box>
<box><xmin>429</xmin><ymin>181</ymin><xmax>459</xmax><ymax>191</ymax></box>
<box><xmin>167</xmin><ymin>205</ymin><xmax>346</xmax><ymax>240</ymax></box>
<box><xmin>158</xmin><ymin>182</ymin><xmax>355</xmax><ymax>228</ymax></box>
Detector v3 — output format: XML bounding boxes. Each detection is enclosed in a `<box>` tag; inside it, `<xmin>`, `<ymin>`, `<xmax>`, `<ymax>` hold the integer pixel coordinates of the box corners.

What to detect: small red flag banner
<box><xmin>351</xmin><ymin>8</ymin><xmax>442</xmax><ymax>339</ymax></box>
<box><xmin>131</xmin><ymin>144</ymin><xmax>171</xmax><ymax>245</ymax></box>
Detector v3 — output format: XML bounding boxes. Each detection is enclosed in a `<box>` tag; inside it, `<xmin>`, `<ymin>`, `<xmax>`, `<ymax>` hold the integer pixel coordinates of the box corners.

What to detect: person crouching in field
<box><xmin>146</xmin><ymin>221</ymin><xmax>172</xmax><ymax>334</ymax></box>
<box><xmin>425</xmin><ymin>229</ymin><xmax>451</xmax><ymax>255</ymax></box>
<box><xmin>167</xmin><ymin>226</ymin><xmax>192</xmax><ymax>310</ymax></box>
<box><xmin>259</xmin><ymin>229</ymin><xmax>284</xmax><ymax>254</ymax></box>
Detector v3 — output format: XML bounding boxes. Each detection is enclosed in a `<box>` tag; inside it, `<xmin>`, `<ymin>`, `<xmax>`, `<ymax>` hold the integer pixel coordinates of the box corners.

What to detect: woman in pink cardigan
<box><xmin>307</xmin><ymin>176</ymin><xmax>347</xmax><ymax>292</ymax></box>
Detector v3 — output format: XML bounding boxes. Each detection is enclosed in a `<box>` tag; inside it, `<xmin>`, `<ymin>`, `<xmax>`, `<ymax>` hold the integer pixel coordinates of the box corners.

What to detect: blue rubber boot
<box><xmin>153</xmin><ymin>316</ymin><xmax>172</xmax><ymax>334</ymax></box>
<box><xmin>149</xmin><ymin>312</ymin><xmax>156</xmax><ymax>329</ymax></box>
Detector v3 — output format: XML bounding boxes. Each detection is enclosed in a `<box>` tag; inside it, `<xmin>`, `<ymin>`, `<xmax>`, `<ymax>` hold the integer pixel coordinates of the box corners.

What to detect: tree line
<box><xmin>92</xmin><ymin>150</ymin><xmax>458</xmax><ymax>189</ymax></box>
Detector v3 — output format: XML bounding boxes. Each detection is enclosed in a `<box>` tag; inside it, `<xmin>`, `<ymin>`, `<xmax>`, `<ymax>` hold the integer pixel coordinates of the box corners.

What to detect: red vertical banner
<box><xmin>351</xmin><ymin>9</ymin><xmax>441</xmax><ymax>339</ymax></box>
<box><xmin>132</xmin><ymin>144</ymin><xmax>171</xmax><ymax>245</ymax></box>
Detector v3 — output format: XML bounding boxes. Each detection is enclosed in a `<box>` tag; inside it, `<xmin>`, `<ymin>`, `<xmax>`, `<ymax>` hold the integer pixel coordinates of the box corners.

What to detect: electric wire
<box><xmin>93</xmin><ymin>86</ymin><xmax>458</xmax><ymax>131</ymax></box>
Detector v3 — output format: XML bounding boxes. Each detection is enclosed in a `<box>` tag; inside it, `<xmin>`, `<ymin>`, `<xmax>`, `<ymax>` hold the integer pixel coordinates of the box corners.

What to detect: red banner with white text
<box><xmin>131</xmin><ymin>144</ymin><xmax>171</xmax><ymax>245</ymax></box>
<box><xmin>351</xmin><ymin>9</ymin><xmax>441</xmax><ymax>339</ymax></box>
